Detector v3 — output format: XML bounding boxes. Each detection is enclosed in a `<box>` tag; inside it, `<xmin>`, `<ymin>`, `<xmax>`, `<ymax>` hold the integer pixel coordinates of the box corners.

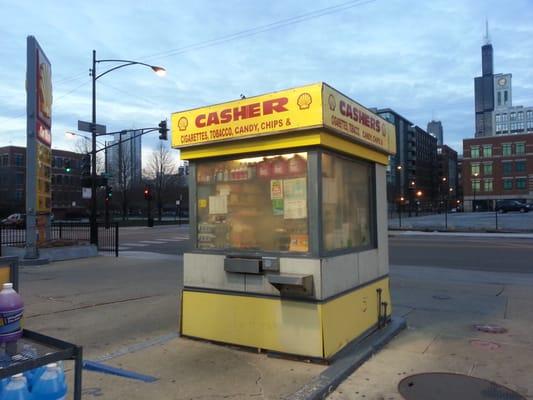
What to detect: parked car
<box><xmin>1</xmin><ymin>213</ymin><xmax>26</xmax><ymax>228</ymax></box>
<box><xmin>495</xmin><ymin>200</ymin><xmax>530</xmax><ymax>213</ymax></box>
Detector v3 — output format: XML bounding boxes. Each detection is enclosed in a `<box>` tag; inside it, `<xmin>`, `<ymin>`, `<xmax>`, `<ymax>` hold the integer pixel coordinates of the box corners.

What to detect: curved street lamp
<box><xmin>89</xmin><ymin>50</ymin><xmax>166</xmax><ymax>245</ymax></box>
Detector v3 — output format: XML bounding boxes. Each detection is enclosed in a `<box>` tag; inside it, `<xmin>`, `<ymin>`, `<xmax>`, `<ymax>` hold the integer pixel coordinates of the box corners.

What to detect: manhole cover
<box><xmin>398</xmin><ymin>373</ymin><xmax>525</xmax><ymax>399</ymax></box>
<box><xmin>474</xmin><ymin>324</ymin><xmax>508</xmax><ymax>334</ymax></box>
<box><xmin>432</xmin><ymin>295</ymin><xmax>451</xmax><ymax>300</ymax></box>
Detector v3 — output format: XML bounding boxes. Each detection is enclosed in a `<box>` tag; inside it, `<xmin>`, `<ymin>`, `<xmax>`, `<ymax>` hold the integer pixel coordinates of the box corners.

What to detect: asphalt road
<box><xmin>389</xmin><ymin>235</ymin><xmax>533</xmax><ymax>273</ymax></box>
<box><xmin>118</xmin><ymin>224</ymin><xmax>190</xmax><ymax>255</ymax></box>
<box><xmin>117</xmin><ymin>225</ymin><xmax>533</xmax><ymax>274</ymax></box>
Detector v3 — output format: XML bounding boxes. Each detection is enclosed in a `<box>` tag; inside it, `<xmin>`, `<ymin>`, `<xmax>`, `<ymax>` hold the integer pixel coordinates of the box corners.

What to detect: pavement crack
<box><xmin>422</xmin><ymin>334</ymin><xmax>438</xmax><ymax>354</ymax></box>
<box><xmin>26</xmin><ymin>294</ymin><xmax>161</xmax><ymax>318</ymax></box>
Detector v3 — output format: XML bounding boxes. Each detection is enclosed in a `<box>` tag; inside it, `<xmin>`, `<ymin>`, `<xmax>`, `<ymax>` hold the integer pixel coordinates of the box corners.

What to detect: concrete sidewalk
<box><xmin>329</xmin><ymin>265</ymin><xmax>533</xmax><ymax>399</ymax></box>
<box><xmin>22</xmin><ymin>256</ymin><xmax>533</xmax><ymax>399</ymax></box>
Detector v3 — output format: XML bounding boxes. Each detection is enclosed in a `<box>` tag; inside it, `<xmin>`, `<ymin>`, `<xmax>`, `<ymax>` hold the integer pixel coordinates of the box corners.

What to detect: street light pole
<box><xmin>90</xmin><ymin>50</ymin><xmax>98</xmax><ymax>245</ymax></box>
<box><xmin>88</xmin><ymin>50</ymin><xmax>166</xmax><ymax>244</ymax></box>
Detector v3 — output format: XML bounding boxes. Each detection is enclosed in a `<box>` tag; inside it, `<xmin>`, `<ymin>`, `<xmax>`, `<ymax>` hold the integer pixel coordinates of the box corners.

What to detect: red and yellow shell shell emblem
<box><xmin>297</xmin><ymin>92</ymin><xmax>312</xmax><ymax>110</ymax></box>
<box><xmin>178</xmin><ymin>117</ymin><xmax>188</xmax><ymax>131</ymax></box>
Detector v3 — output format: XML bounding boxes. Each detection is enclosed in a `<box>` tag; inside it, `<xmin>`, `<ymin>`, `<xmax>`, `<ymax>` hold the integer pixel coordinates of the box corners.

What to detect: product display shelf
<box><xmin>0</xmin><ymin>329</ymin><xmax>82</xmax><ymax>400</ymax></box>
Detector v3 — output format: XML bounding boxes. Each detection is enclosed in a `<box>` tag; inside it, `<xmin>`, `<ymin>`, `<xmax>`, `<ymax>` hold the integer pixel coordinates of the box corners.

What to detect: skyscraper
<box><xmin>106</xmin><ymin>130</ymin><xmax>142</xmax><ymax>188</ymax></box>
<box><xmin>474</xmin><ymin>21</ymin><xmax>495</xmax><ymax>137</ymax></box>
<box><xmin>427</xmin><ymin>120</ymin><xmax>443</xmax><ymax>146</ymax></box>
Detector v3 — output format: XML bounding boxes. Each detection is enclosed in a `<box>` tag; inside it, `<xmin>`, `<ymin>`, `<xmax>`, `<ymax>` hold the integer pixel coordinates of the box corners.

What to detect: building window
<box><xmin>515</xmin><ymin>161</ymin><xmax>526</xmax><ymax>172</ymax></box>
<box><xmin>484</xmin><ymin>180</ymin><xmax>493</xmax><ymax>192</ymax></box>
<box><xmin>518</xmin><ymin>112</ymin><xmax>524</xmax><ymax>121</ymax></box>
<box><xmin>471</xmin><ymin>164</ymin><xmax>480</xmax><ymax>175</ymax></box>
<box><xmin>516</xmin><ymin>178</ymin><xmax>527</xmax><ymax>190</ymax></box>
<box><xmin>472</xmin><ymin>180</ymin><xmax>480</xmax><ymax>192</ymax></box>
<box><xmin>502</xmin><ymin>162</ymin><xmax>512</xmax><ymax>175</ymax></box>
<box><xmin>504</xmin><ymin>91</ymin><xmax>508</xmax><ymax>102</ymax></box>
<box><xmin>502</xmin><ymin>113</ymin><xmax>508</xmax><ymax>122</ymax></box>
<box><xmin>510</xmin><ymin>112</ymin><xmax>516</xmax><ymax>121</ymax></box>
<box><xmin>15</xmin><ymin>191</ymin><xmax>23</xmax><ymax>201</ymax></box>
<box><xmin>15</xmin><ymin>173</ymin><xmax>24</xmax><ymax>185</ymax></box>
<box><xmin>1</xmin><ymin>155</ymin><xmax>8</xmax><ymax>167</ymax></box>
<box><xmin>483</xmin><ymin>145</ymin><xmax>492</xmax><ymax>157</ymax></box>
<box><xmin>502</xmin><ymin>143</ymin><xmax>512</xmax><ymax>156</ymax></box>
<box><xmin>515</xmin><ymin>142</ymin><xmax>525</xmax><ymax>155</ymax></box>
<box><xmin>497</xmin><ymin>92</ymin><xmax>501</xmax><ymax>106</ymax></box>
<box><xmin>483</xmin><ymin>163</ymin><xmax>493</xmax><ymax>175</ymax></box>
<box><xmin>56</xmin><ymin>175</ymin><xmax>63</xmax><ymax>185</ymax></box>
<box><xmin>14</xmin><ymin>154</ymin><xmax>24</xmax><ymax>167</ymax></box>
<box><xmin>503</xmin><ymin>179</ymin><xmax>513</xmax><ymax>190</ymax></box>
<box><xmin>471</xmin><ymin>147</ymin><xmax>480</xmax><ymax>158</ymax></box>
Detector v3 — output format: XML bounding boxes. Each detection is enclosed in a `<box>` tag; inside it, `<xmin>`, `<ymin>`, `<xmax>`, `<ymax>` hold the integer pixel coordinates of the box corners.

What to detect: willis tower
<box><xmin>474</xmin><ymin>22</ymin><xmax>494</xmax><ymax>137</ymax></box>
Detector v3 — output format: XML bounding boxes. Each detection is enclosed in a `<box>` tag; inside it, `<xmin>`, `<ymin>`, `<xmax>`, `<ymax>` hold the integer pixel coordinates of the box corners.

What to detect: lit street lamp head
<box><xmin>151</xmin><ymin>66</ymin><xmax>166</xmax><ymax>77</ymax></box>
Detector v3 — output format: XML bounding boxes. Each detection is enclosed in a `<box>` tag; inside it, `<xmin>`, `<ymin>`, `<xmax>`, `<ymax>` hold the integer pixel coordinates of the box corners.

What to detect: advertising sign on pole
<box><xmin>25</xmin><ymin>36</ymin><xmax>52</xmax><ymax>258</ymax></box>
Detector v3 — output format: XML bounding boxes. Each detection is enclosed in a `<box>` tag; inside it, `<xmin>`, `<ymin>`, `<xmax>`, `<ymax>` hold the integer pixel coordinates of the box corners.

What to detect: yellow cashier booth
<box><xmin>171</xmin><ymin>83</ymin><xmax>396</xmax><ymax>360</ymax></box>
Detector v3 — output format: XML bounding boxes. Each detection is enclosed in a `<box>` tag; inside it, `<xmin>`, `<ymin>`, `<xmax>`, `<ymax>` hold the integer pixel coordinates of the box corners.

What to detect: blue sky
<box><xmin>1</xmin><ymin>0</ymin><xmax>532</xmax><ymax>163</ymax></box>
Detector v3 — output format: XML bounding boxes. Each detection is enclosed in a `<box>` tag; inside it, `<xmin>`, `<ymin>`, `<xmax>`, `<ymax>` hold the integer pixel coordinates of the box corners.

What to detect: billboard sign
<box><xmin>26</xmin><ymin>36</ymin><xmax>52</xmax><ymax>256</ymax></box>
<box><xmin>171</xmin><ymin>83</ymin><xmax>395</xmax><ymax>155</ymax></box>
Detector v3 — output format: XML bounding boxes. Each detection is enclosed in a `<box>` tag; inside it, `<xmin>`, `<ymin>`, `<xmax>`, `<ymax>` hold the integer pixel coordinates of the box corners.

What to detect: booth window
<box><xmin>196</xmin><ymin>152</ymin><xmax>309</xmax><ymax>253</ymax></box>
<box><xmin>321</xmin><ymin>152</ymin><xmax>374</xmax><ymax>251</ymax></box>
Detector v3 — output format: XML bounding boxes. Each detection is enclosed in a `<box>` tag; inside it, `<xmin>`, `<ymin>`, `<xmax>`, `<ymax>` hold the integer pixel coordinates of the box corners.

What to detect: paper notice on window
<box><xmin>270</xmin><ymin>179</ymin><xmax>283</xmax><ymax>200</ymax></box>
<box><xmin>209</xmin><ymin>195</ymin><xmax>227</xmax><ymax>214</ymax></box>
<box><xmin>284</xmin><ymin>199</ymin><xmax>307</xmax><ymax>219</ymax></box>
<box><xmin>284</xmin><ymin>177</ymin><xmax>306</xmax><ymax>200</ymax></box>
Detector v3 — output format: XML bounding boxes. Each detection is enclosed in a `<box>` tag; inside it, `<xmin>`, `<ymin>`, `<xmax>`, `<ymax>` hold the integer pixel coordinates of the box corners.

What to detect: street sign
<box><xmin>78</xmin><ymin>120</ymin><xmax>106</xmax><ymax>135</ymax></box>
<box><xmin>82</xmin><ymin>187</ymin><xmax>92</xmax><ymax>199</ymax></box>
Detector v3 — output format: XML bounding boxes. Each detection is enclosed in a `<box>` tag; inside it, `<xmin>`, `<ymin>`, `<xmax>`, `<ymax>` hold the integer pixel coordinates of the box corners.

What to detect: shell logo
<box><xmin>297</xmin><ymin>92</ymin><xmax>312</xmax><ymax>110</ymax></box>
<box><xmin>178</xmin><ymin>117</ymin><xmax>188</xmax><ymax>131</ymax></box>
<box><xmin>328</xmin><ymin>94</ymin><xmax>336</xmax><ymax>111</ymax></box>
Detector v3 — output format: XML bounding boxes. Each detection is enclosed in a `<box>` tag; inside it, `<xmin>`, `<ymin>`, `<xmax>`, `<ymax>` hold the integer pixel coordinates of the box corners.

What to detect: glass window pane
<box><xmin>322</xmin><ymin>153</ymin><xmax>374</xmax><ymax>251</ymax></box>
<box><xmin>196</xmin><ymin>152</ymin><xmax>309</xmax><ymax>252</ymax></box>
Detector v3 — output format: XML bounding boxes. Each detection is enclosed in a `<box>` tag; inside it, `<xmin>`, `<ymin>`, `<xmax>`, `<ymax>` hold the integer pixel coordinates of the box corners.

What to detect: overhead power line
<box><xmin>139</xmin><ymin>0</ymin><xmax>375</xmax><ymax>62</ymax></box>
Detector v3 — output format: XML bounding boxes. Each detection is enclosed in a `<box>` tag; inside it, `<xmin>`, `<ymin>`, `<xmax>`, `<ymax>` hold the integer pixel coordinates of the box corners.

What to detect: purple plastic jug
<box><xmin>0</xmin><ymin>283</ymin><xmax>24</xmax><ymax>343</ymax></box>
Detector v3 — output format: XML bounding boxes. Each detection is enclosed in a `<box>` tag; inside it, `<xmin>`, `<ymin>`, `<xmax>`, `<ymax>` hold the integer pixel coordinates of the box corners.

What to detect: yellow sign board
<box><xmin>171</xmin><ymin>83</ymin><xmax>395</xmax><ymax>155</ymax></box>
<box><xmin>322</xmin><ymin>84</ymin><xmax>396</xmax><ymax>155</ymax></box>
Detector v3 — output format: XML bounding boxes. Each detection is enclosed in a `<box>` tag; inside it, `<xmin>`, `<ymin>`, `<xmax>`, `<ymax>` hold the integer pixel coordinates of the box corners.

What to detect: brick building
<box><xmin>462</xmin><ymin>133</ymin><xmax>533</xmax><ymax>211</ymax></box>
<box><xmin>0</xmin><ymin>146</ymin><xmax>85</xmax><ymax>217</ymax></box>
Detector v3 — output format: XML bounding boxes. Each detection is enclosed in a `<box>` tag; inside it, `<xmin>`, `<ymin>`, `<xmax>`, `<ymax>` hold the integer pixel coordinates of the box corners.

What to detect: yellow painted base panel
<box><xmin>181</xmin><ymin>277</ymin><xmax>391</xmax><ymax>359</ymax></box>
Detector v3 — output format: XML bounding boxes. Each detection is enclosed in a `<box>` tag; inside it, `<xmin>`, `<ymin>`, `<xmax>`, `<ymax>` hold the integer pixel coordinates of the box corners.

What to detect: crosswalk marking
<box><xmin>122</xmin><ymin>243</ymin><xmax>149</xmax><ymax>247</ymax></box>
<box><xmin>138</xmin><ymin>240</ymin><xmax>165</xmax><ymax>244</ymax></box>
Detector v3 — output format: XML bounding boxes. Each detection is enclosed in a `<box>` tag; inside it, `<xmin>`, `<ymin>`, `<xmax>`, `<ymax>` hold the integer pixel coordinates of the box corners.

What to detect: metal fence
<box><xmin>0</xmin><ymin>222</ymin><xmax>119</xmax><ymax>256</ymax></box>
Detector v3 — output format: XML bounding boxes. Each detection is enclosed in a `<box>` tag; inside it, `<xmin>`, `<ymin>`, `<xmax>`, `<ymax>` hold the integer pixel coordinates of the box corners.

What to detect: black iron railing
<box><xmin>0</xmin><ymin>222</ymin><xmax>119</xmax><ymax>257</ymax></box>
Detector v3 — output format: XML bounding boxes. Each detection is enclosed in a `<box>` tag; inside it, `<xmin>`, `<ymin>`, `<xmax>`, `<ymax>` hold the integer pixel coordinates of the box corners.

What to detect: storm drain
<box><xmin>398</xmin><ymin>373</ymin><xmax>525</xmax><ymax>400</ymax></box>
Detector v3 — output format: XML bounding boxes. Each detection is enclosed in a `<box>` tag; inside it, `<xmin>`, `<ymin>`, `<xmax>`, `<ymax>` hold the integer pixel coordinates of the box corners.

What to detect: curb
<box><xmin>287</xmin><ymin>317</ymin><xmax>406</xmax><ymax>400</ymax></box>
<box><xmin>388</xmin><ymin>230</ymin><xmax>533</xmax><ymax>239</ymax></box>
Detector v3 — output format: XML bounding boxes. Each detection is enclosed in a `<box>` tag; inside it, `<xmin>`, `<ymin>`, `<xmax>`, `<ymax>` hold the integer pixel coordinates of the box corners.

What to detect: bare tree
<box><xmin>144</xmin><ymin>142</ymin><xmax>177</xmax><ymax>221</ymax></box>
<box><xmin>117</xmin><ymin>149</ymin><xmax>133</xmax><ymax>221</ymax></box>
<box><xmin>73</xmin><ymin>138</ymin><xmax>105</xmax><ymax>173</ymax></box>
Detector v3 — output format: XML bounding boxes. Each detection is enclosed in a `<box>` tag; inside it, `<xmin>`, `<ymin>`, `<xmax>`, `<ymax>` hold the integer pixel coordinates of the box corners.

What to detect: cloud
<box><xmin>1</xmin><ymin>0</ymin><xmax>533</xmax><ymax>158</ymax></box>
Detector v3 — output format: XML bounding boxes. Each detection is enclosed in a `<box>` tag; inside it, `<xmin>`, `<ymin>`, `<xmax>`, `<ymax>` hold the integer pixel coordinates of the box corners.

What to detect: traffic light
<box><xmin>158</xmin><ymin>120</ymin><xmax>168</xmax><ymax>140</ymax></box>
<box><xmin>81</xmin><ymin>154</ymin><xmax>91</xmax><ymax>176</ymax></box>
<box><xmin>64</xmin><ymin>159</ymin><xmax>71</xmax><ymax>173</ymax></box>
<box><xmin>105</xmin><ymin>185</ymin><xmax>113</xmax><ymax>201</ymax></box>
<box><xmin>143</xmin><ymin>186</ymin><xmax>152</xmax><ymax>201</ymax></box>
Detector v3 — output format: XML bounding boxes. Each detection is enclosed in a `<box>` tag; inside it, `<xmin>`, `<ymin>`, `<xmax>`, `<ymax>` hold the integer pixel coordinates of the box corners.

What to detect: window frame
<box><xmin>189</xmin><ymin>147</ymin><xmax>378</xmax><ymax>259</ymax></box>
<box><xmin>190</xmin><ymin>148</ymin><xmax>318</xmax><ymax>258</ymax></box>
<box><xmin>319</xmin><ymin>149</ymin><xmax>377</xmax><ymax>257</ymax></box>
<box><xmin>502</xmin><ymin>143</ymin><xmax>512</xmax><ymax>156</ymax></box>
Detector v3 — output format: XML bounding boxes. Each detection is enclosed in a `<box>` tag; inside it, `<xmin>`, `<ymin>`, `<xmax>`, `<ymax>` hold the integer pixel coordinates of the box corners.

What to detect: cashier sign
<box><xmin>171</xmin><ymin>83</ymin><xmax>395</xmax><ymax>155</ymax></box>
